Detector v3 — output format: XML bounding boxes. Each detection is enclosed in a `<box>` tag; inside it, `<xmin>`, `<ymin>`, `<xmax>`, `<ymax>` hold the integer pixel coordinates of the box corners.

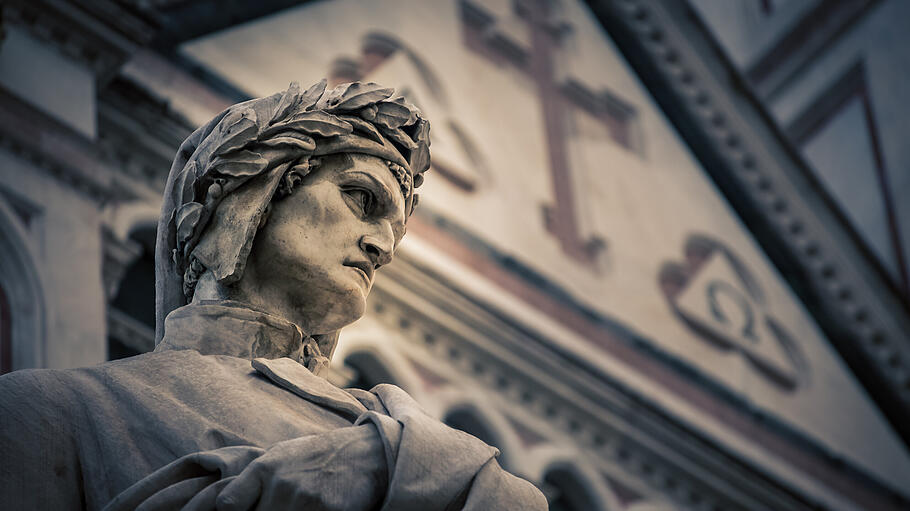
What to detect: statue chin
<box><xmin>227</xmin><ymin>276</ymin><xmax>367</xmax><ymax>339</ymax></box>
<box><xmin>303</xmin><ymin>289</ymin><xmax>366</xmax><ymax>336</ymax></box>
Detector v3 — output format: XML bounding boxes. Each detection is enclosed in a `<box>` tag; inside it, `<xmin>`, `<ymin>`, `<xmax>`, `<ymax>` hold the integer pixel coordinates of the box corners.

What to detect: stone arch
<box><xmin>522</xmin><ymin>446</ymin><xmax>624</xmax><ymax>511</ymax></box>
<box><xmin>542</xmin><ymin>460</ymin><xmax>623</xmax><ymax>511</ymax></box>
<box><xmin>344</xmin><ymin>349</ymin><xmax>401</xmax><ymax>391</ymax></box>
<box><xmin>102</xmin><ymin>200</ymin><xmax>158</xmax><ymax>300</ymax></box>
<box><xmin>106</xmin><ymin>222</ymin><xmax>157</xmax><ymax>359</ymax></box>
<box><xmin>442</xmin><ymin>402</ymin><xmax>519</xmax><ymax>470</ymax></box>
<box><xmin>543</xmin><ymin>466</ymin><xmax>603</xmax><ymax>511</ymax></box>
<box><xmin>104</xmin><ymin>202</ymin><xmax>161</xmax><ymax>359</ymax></box>
<box><xmin>334</xmin><ymin>321</ymin><xmax>424</xmax><ymax>396</ymax></box>
<box><xmin>105</xmin><ymin>201</ymin><xmax>160</xmax><ymax>242</ymax></box>
<box><xmin>0</xmin><ymin>198</ymin><xmax>46</xmax><ymax>371</ymax></box>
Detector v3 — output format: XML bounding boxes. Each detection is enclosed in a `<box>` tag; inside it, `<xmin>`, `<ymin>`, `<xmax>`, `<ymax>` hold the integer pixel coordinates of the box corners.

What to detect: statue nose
<box><xmin>360</xmin><ymin>234</ymin><xmax>393</xmax><ymax>268</ymax></box>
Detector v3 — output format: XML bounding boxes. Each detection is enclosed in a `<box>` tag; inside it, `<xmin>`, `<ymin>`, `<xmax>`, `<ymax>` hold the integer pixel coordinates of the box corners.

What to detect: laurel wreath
<box><xmin>169</xmin><ymin>80</ymin><xmax>430</xmax><ymax>279</ymax></box>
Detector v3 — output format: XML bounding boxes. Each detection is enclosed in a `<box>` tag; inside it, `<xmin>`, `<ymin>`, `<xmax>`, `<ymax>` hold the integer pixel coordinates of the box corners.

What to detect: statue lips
<box><xmin>343</xmin><ymin>259</ymin><xmax>374</xmax><ymax>289</ymax></box>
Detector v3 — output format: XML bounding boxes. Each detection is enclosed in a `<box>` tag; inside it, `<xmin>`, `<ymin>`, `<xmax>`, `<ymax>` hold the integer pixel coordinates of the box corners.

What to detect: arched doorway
<box><xmin>344</xmin><ymin>351</ymin><xmax>399</xmax><ymax>391</ymax></box>
<box><xmin>107</xmin><ymin>225</ymin><xmax>156</xmax><ymax>359</ymax></box>
<box><xmin>542</xmin><ymin>465</ymin><xmax>603</xmax><ymax>511</ymax></box>
<box><xmin>443</xmin><ymin>406</ymin><xmax>510</xmax><ymax>468</ymax></box>
<box><xmin>0</xmin><ymin>197</ymin><xmax>46</xmax><ymax>371</ymax></box>
<box><xmin>0</xmin><ymin>284</ymin><xmax>11</xmax><ymax>374</ymax></box>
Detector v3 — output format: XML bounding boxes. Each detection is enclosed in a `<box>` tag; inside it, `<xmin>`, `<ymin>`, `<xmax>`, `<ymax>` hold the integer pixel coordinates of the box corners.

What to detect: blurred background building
<box><xmin>1</xmin><ymin>0</ymin><xmax>908</xmax><ymax>509</ymax></box>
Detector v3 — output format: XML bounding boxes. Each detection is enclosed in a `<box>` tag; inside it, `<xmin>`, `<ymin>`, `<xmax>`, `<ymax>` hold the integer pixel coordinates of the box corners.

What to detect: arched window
<box><xmin>542</xmin><ymin>466</ymin><xmax>601</xmax><ymax>511</ymax></box>
<box><xmin>344</xmin><ymin>351</ymin><xmax>398</xmax><ymax>391</ymax></box>
<box><xmin>0</xmin><ymin>197</ymin><xmax>45</xmax><ymax>371</ymax></box>
<box><xmin>107</xmin><ymin>226</ymin><xmax>156</xmax><ymax>360</ymax></box>
<box><xmin>443</xmin><ymin>407</ymin><xmax>505</xmax><ymax>460</ymax></box>
<box><xmin>0</xmin><ymin>283</ymin><xmax>11</xmax><ymax>374</ymax></box>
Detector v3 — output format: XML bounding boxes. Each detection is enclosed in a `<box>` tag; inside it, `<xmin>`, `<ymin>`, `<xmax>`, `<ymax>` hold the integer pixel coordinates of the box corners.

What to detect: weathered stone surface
<box><xmin>0</xmin><ymin>80</ymin><xmax>546</xmax><ymax>510</ymax></box>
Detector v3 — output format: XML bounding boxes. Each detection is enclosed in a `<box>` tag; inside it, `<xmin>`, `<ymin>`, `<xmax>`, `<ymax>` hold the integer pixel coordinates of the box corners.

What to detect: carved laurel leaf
<box><xmin>374</xmin><ymin>97</ymin><xmax>417</xmax><ymax>129</ymax></box>
<box><xmin>212</xmin><ymin>108</ymin><xmax>258</xmax><ymax>156</ymax></box>
<box><xmin>175</xmin><ymin>202</ymin><xmax>204</xmax><ymax>245</ymax></box>
<box><xmin>314</xmin><ymin>86</ymin><xmax>344</xmax><ymax>111</ymax></box>
<box><xmin>379</xmin><ymin>126</ymin><xmax>418</xmax><ymax>151</ymax></box>
<box><xmin>210</xmin><ymin>149</ymin><xmax>269</xmax><ymax>177</ymax></box>
<box><xmin>300</xmin><ymin>79</ymin><xmax>328</xmax><ymax>112</ymax></box>
<box><xmin>269</xmin><ymin>82</ymin><xmax>302</xmax><ymax>125</ymax></box>
<box><xmin>409</xmin><ymin>118</ymin><xmax>431</xmax><ymax>173</ymax></box>
<box><xmin>260</xmin><ymin>133</ymin><xmax>318</xmax><ymax>152</ymax></box>
<box><xmin>399</xmin><ymin>97</ymin><xmax>420</xmax><ymax>125</ymax></box>
<box><xmin>331</xmin><ymin>82</ymin><xmax>394</xmax><ymax>111</ymax></box>
<box><xmin>335</xmin><ymin>115</ymin><xmax>385</xmax><ymax>144</ymax></box>
<box><xmin>263</xmin><ymin>137</ymin><xmax>316</xmax><ymax>152</ymax></box>
<box><xmin>261</xmin><ymin>111</ymin><xmax>353</xmax><ymax>139</ymax></box>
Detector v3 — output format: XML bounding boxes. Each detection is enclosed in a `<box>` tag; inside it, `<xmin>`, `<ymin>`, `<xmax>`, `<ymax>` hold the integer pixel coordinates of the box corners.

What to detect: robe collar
<box><xmin>155</xmin><ymin>301</ymin><xmax>329</xmax><ymax>374</ymax></box>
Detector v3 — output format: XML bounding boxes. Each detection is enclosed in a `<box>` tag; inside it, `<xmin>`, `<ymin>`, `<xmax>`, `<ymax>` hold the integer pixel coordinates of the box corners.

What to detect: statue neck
<box><xmin>192</xmin><ymin>270</ymin><xmax>297</xmax><ymax>325</ymax></box>
<box><xmin>190</xmin><ymin>270</ymin><xmax>340</xmax><ymax>363</ymax></box>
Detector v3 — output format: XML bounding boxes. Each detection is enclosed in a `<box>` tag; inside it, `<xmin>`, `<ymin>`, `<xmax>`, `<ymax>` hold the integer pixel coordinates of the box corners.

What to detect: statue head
<box><xmin>155</xmin><ymin>80</ymin><xmax>430</xmax><ymax>355</ymax></box>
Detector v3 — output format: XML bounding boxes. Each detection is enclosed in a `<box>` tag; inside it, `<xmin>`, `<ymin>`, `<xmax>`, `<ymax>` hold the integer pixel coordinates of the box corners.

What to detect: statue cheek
<box><xmin>319</xmin><ymin>198</ymin><xmax>360</xmax><ymax>230</ymax></box>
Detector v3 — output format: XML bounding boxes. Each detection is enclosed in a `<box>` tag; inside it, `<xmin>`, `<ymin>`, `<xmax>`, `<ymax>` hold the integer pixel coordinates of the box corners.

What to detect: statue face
<box><xmin>237</xmin><ymin>153</ymin><xmax>406</xmax><ymax>334</ymax></box>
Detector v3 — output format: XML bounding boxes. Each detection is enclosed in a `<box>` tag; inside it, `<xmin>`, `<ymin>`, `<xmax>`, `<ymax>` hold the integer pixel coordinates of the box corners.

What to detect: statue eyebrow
<box><xmin>340</xmin><ymin>170</ymin><xmax>395</xmax><ymax>206</ymax></box>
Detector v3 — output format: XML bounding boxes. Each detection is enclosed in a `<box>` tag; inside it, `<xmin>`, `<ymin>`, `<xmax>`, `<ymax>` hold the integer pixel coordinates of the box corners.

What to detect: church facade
<box><xmin>1</xmin><ymin>1</ymin><xmax>908</xmax><ymax>510</ymax></box>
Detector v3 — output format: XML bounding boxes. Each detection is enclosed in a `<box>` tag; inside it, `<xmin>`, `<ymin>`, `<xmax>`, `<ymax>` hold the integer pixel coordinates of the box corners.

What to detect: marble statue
<box><xmin>0</xmin><ymin>80</ymin><xmax>546</xmax><ymax>510</ymax></box>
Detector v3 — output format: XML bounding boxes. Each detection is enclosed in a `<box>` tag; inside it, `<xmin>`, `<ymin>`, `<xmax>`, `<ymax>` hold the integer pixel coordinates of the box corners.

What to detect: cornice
<box><xmin>0</xmin><ymin>86</ymin><xmax>158</xmax><ymax>205</ymax></box>
<box><xmin>2</xmin><ymin>0</ymin><xmax>154</xmax><ymax>81</ymax></box>
<box><xmin>744</xmin><ymin>0</ymin><xmax>879</xmax><ymax>98</ymax></box>
<box><xmin>97</xmin><ymin>77</ymin><xmax>194</xmax><ymax>192</ymax></box>
<box><xmin>584</xmin><ymin>0</ymin><xmax>910</xmax><ymax>445</ymax></box>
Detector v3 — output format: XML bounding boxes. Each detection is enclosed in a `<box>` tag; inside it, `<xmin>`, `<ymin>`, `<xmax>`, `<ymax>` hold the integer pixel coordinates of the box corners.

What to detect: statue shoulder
<box><xmin>0</xmin><ymin>368</ymin><xmax>86</xmax><ymax>508</ymax></box>
<box><xmin>0</xmin><ymin>367</ymin><xmax>70</xmax><ymax>407</ymax></box>
<box><xmin>0</xmin><ymin>352</ymin><xmax>187</xmax><ymax>410</ymax></box>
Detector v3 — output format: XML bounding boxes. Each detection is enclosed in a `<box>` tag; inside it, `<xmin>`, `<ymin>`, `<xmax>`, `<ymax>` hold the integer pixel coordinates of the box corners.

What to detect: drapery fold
<box><xmin>99</xmin><ymin>362</ymin><xmax>543</xmax><ymax>511</ymax></box>
<box><xmin>1</xmin><ymin>305</ymin><xmax>545</xmax><ymax>510</ymax></box>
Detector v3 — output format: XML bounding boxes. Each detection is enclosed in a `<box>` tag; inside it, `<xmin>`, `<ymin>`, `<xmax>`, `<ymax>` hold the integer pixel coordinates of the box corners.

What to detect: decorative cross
<box><xmin>461</xmin><ymin>0</ymin><xmax>635</xmax><ymax>265</ymax></box>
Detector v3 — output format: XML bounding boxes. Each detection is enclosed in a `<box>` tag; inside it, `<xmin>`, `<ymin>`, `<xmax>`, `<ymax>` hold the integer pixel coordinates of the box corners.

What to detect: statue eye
<box><xmin>344</xmin><ymin>188</ymin><xmax>377</xmax><ymax>216</ymax></box>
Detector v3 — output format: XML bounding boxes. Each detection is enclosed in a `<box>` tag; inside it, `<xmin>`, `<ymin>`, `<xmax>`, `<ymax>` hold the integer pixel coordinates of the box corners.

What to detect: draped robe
<box><xmin>0</xmin><ymin>302</ymin><xmax>546</xmax><ymax>510</ymax></box>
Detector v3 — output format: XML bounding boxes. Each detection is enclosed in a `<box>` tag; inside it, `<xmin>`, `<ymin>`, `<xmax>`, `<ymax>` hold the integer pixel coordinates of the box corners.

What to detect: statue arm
<box><xmin>103</xmin><ymin>425</ymin><xmax>387</xmax><ymax>511</ymax></box>
<box><xmin>460</xmin><ymin>457</ymin><xmax>549</xmax><ymax>510</ymax></box>
<box><xmin>103</xmin><ymin>383</ymin><xmax>545</xmax><ymax>511</ymax></box>
<box><xmin>357</xmin><ymin>384</ymin><xmax>548</xmax><ymax>511</ymax></box>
